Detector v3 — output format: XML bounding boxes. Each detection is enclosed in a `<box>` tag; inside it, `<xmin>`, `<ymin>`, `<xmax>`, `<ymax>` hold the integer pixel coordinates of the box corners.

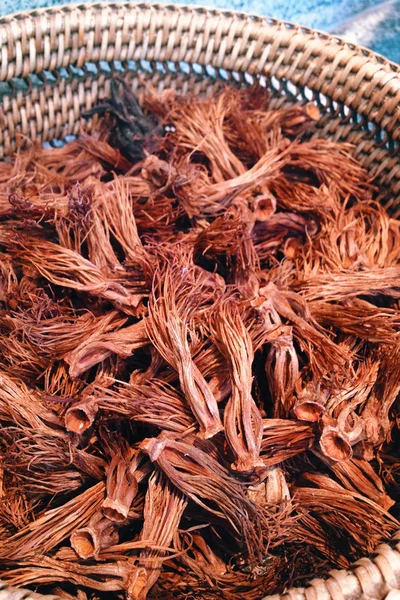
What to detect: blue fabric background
<box><xmin>1</xmin><ymin>0</ymin><xmax>399</xmax><ymax>63</ymax></box>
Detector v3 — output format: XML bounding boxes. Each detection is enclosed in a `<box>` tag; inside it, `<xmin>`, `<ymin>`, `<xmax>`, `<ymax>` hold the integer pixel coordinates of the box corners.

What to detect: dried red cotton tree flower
<box><xmin>211</xmin><ymin>298</ymin><xmax>264</xmax><ymax>473</ymax></box>
<box><xmin>140</xmin><ymin>435</ymin><xmax>266</xmax><ymax>562</ymax></box>
<box><xmin>265</xmin><ymin>324</ymin><xmax>299</xmax><ymax>418</ymax></box>
<box><xmin>71</xmin><ymin>512</ymin><xmax>119</xmax><ymax>559</ymax></box>
<box><xmin>65</xmin><ymin>318</ymin><xmax>149</xmax><ymax>378</ymax></box>
<box><xmin>100</xmin><ymin>449</ymin><xmax>150</xmax><ymax>525</ymax></box>
<box><xmin>146</xmin><ymin>258</ymin><xmax>223</xmax><ymax>439</ymax></box>
<box><xmin>129</xmin><ymin>471</ymin><xmax>187</xmax><ymax>599</ymax></box>
<box><xmin>260</xmin><ymin>419</ymin><xmax>315</xmax><ymax>466</ymax></box>
<box><xmin>292</xmin><ymin>380</ymin><xmax>329</xmax><ymax>422</ymax></box>
<box><xmin>0</xmin><ymin>482</ymin><xmax>105</xmax><ymax>561</ymax></box>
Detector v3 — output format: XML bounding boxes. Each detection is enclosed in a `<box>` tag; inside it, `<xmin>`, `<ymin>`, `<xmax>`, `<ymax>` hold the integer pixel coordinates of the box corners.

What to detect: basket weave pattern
<box><xmin>0</xmin><ymin>3</ymin><xmax>400</xmax><ymax>212</ymax></box>
<box><xmin>0</xmin><ymin>3</ymin><xmax>399</xmax><ymax>599</ymax></box>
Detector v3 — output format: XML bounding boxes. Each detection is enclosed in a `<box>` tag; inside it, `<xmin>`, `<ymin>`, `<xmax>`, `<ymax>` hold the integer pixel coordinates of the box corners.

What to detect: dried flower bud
<box><xmin>65</xmin><ymin>399</ymin><xmax>98</xmax><ymax>434</ymax></box>
<box><xmin>102</xmin><ymin>456</ymin><xmax>138</xmax><ymax>522</ymax></box>
<box><xmin>71</xmin><ymin>512</ymin><xmax>119</xmax><ymax>559</ymax></box>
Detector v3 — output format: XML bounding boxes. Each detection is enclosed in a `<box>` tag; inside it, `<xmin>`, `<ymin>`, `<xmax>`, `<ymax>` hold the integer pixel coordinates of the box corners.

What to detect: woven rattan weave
<box><xmin>0</xmin><ymin>3</ymin><xmax>399</xmax><ymax>599</ymax></box>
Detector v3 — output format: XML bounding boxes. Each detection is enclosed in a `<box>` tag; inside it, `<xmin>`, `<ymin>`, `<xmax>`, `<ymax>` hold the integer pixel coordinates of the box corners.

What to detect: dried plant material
<box><xmin>146</xmin><ymin>260</ymin><xmax>223</xmax><ymax>439</ymax></box>
<box><xmin>257</xmin><ymin>282</ymin><xmax>351</xmax><ymax>379</ymax></box>
<box><xmin>176</xmin><ymin>145</ymin><xmax>289</xmax><ymax>218</ymax></box>
<box><xmin>1</xmin><ymin>422</ymin><xmax>104</xmax><ymax>497</ymax></box>
<box><xmin>301</xmin><ymin>201</ymin><xmax>400</xmax><ymax>275</ymax></box>
<box><xmin>140</xmin><ymin>435</ymin><xmax>265</xmax><ymax>562</ymax></box>
<box><xmin>254</xmin><ymin>192</ymin><xmax>277</xmax><ymax>222</ymax></box>
<box><xmin>83</xmin><ymin>77</ymin><xmax>163</xmax><ymax>164</ymax></box>
<box><xmin>0</xmin><ymin>554</ymin><xmax>150</xmax><ymax>592</ymax></box>
<box><xmin>265</xmin><ymin>325</ymin><xmax>299</xmax><ymax>418</ymax></box>
<box><xmin>319</xmin><ymin>420</ymin><xmax>355</xmax><ymax>461</ymax></box>
<box><xmin>0</xmin><ymin>483</ymin><xmax>105</xmax><ymax>560</ymax></box>
<box><xmin>65</xmin><ymin>319</ymin><xmax>149</xmax><ymax>378</ymax></box>
<box><xmin>97</xmin><ymin>379</ymin><xmax>195</xmax><ymax>434</ymax></box>
<box><xmin>265</xmin><ymin>466</ymin><xmax>291</xmax><ymax>507</ymax></box>
<box><xmin>194</xmin><ymin>205</ymin><xmax>259</xmax><ymax>285</ymax></box>
<box><xmin>260</xmin><ymin>419</ymin><xmax>315</xmax><ymax>466</ymax></box>
<box><xmin>309</xmin><ymin>298</ymin><xmax>400</xmax><ymax>344</ymax></box>
<box><xmin>71</xmin><ymin>512</ymin><xmax>119</xmax><ymax>559</ymax></box>
<box><xmin>65</xmin><ymin>399</ymin><xmax>99</xmax><ymax>434</ymax></box>
<box><xmin>281</xmin><ymin>139</ymin><xmax>372</xmax><ymax>201</ymax></box>
<box><xmin>141</xmin><ymin>155</ymin><xmax>177</xmax><ymax>189</ymax></box>
<box><xmin>0</xmin><ymin>371</ymin><xmax>62</xmax><ymax>434</ymax></box>
<box><xmin>0</xmin><ymin>481</ymin><xmax>36</xmax><ymax>531</ymax></box>
<box><xmin>211</xmin><ymin>299</ymin><xmax>264</xmax><ymax>473</ymax></box>
<box><xmin>361</xmin><ymin>345</ymin><xmax>400</xmax><ymax>447</ymax></box>
<box><xmin>16</xmin><ymin>307</ymin><xmax>126</xmax><ymax>361</ymax></box>
<box><xmin>102</xmin><ymin>456</ymin><xmax>139</xmax><ymax>523</ymax></box>
<box><xmin>294</xmin><ymin>473</ymin><xmax>398</xmax><ymax>559</ymax></box>
<box><xmin>252</xmin><ymin>212</ymin><xmax>315</xmax><ymax>260</ymax></box>
<box><xmin>298</xmin><ymin>267</ymin><xmax>400</xmax><ymax>302</ymax></box>
<box><xmin>12</xmin><ymin>237</ymin><xmax>142</xmax><ymax>311</ymax></box>
<box><xmin>292</xmin><ymin>380</ymin><xmax>329</xmax><ymax>422</ymax></box>
<box><xmin>159</xmin><ymin>531</ymin><xmax>283</xmax><ymax>600</ymax></box>
<box><xmin>94</xmin><ymin>176</ymin><xmax>151</xmax><ymax>269</ymax></box>
<box><xmin>131</xmin><ymin>471</ymin><xmax>187</xmax><ymax>599</ymax></box>
<box><xmin>314</xmin><ymin>451</ymin><xmax>394</xmax><ymax>510</ymax></box>
<box><xmin>0</xmin><ymin>82</ymin><xmax>399</xmax><ymax>600</ymax></box>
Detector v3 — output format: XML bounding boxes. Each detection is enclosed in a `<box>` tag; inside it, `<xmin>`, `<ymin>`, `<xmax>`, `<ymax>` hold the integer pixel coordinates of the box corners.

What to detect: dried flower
<box><xmin>71</xmin><ymin>512</ymin><xmax>119</xmax><ymax>559</ymax></box>
<box><xmin>0</xmin><ymin>482</ymin><xmax>105</xmax><ymax>560</ymax></box>
<box><xmin>211</xmin><ymin>298</ymin><xmax>264</xmax><ymax>473</ymax></box>
<box><xmin>140</xmin><ymin>435</ymin><xmax>266</xmax><ymax>562</ymax></box>
<box><xmin>292</xmin><ymin>380</ymin><xmax>329</xmax><ymax>422</ymax></box>
<box><xmin>65</xmin><ymin>319</ymin><xmax>149</xmax><ymax>378</ymax></box>
<box><xmin>83</xmin><ymin>77</ymin><xmax>163</xmax><ymax>164</ymax></box>
<box><xmin>102</xmin><ymin>456</ymin><xmax>139</xmax><ymax>523</ymax></box>
<box><xmin>128</xmin><ymin>471</ymin><xmax>187</xmax><ymax>599</ymax></box>
<box><xmin>265</xmin><ymin>325</ymin><xmax>299</xmax><ymax>418</ymax></box>
<box><xmin>146</xmin><ymin>259</ymin><xmax>223</xmax><ymax>438</ymax></box>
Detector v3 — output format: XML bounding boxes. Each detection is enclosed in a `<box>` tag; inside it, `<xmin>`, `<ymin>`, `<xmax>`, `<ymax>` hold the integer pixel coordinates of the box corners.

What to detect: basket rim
<box><xmin>0</xmin><ymin>3</ymin><xmax>399</xmax><ymax>600</ymax></box>
<box><xmin>1</xmin><ymin>1</ymin><xmax>399</xmax><ymax>74</ymax></box>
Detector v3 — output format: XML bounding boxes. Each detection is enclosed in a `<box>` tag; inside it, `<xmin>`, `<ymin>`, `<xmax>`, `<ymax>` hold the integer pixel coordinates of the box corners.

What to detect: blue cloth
<box><xmin>1</xmin><ymin>0</ymin><xmax>399</xmax><ymax>63</ymax></box>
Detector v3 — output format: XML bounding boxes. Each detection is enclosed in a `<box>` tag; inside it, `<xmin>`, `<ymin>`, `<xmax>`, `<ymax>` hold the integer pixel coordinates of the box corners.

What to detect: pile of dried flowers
<box><xmin>0</xmin><ymin>78</ymin><xmax>399</xmax><ymax>600</ymax></box>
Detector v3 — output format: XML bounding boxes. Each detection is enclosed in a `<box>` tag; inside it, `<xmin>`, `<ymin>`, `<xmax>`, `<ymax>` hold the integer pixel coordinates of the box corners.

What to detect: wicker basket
<box><xmin>0</xmin><ymin>3</ymin><xmax>399</xmax><ymax>599</ymax></box>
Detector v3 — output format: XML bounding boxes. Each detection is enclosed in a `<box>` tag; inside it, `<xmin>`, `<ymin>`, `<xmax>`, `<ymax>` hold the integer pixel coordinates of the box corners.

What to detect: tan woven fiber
<box><xmin>263</xmin><ymin>531</ymin><xmax>400</xmax><ymax>600</ymax></box>
<box><xmin>0</xmin><ymin>3</ymin><xmax>400</xmax><ymax>599</ymax></box>
<box><xmin>0</xmin><ymin>3</ymin><xmax>400</xmax><ymax>211</ymax></box>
